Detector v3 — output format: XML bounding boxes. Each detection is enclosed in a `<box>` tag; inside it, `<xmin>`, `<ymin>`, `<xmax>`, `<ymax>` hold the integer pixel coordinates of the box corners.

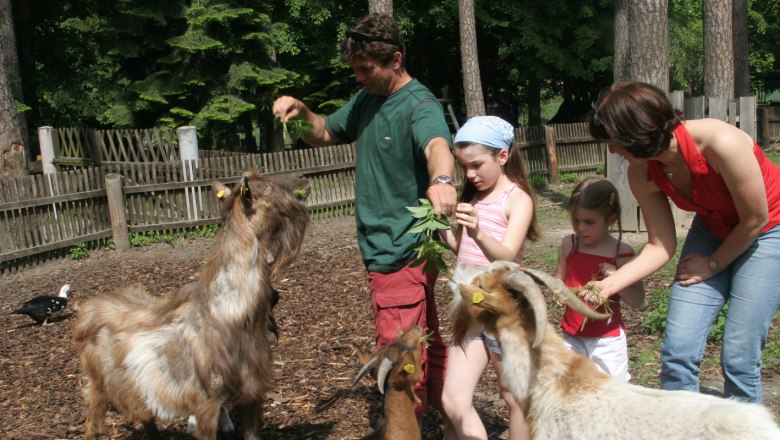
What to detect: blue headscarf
<box><xmin>453</xmin><ymin>116</ymin><xmax>514</xmax><ymax>150</ymax></box>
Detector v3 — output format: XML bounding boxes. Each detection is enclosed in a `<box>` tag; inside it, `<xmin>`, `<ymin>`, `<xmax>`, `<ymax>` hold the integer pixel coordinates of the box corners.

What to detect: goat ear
<box><xmin>458</xmin><ymin>283</ymin><xmax>486</xmax><ymax>306</ymax></box>
<box><xmin>240</xmin><ymin>175</ymin><xmax>251</xmax><ymax>197</ymax></box>
<box><xmin>213</xmin><ymin>182</ymin><xmax>232</xmax><ymax>200</ymax></box>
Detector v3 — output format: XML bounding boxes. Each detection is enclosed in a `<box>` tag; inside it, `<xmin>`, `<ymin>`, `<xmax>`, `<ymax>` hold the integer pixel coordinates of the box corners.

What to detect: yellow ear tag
<box><xmin>216</xmin><ymin>190</ymin><xmax>225</xmax><ymax>199</ymax></box>
<box><xmin>472</xmin><ymin>292</ymin><xmax>485</xmax><ymax>304</ymax></box>
<box><xmin>240</xmin><ymin>186</ymin><xmax>247</xmax><ymax>195</ymax></box>
<box><xmin>403</xmin><ymin>364</ymin><xmax>415</xmax><ymax>374</ymax></box>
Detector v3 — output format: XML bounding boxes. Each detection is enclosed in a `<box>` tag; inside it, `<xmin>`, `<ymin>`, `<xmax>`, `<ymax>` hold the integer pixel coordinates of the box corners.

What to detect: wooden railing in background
<box><xmin>10</xmin><ymin>97</ymin><xmax>780</xmax><ymax>274</ymax></box>
<box><xmin>0</xmin><ymin>144</ymin><xmax>356</xmax><ymax>274</ymax></box>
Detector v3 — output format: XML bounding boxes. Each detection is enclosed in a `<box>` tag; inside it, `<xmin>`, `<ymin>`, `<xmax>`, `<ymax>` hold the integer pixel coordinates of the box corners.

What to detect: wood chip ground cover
<box><xmin>1</xmin><ymin>187</ymin><xmax>777</xmax><ymax>439</ymax></box>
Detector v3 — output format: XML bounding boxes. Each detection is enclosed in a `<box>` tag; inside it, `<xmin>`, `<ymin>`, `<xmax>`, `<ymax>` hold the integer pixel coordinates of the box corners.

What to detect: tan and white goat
<box><xmin>451</xmin><ymin>261</ymin><xmax>780</xmax><ymax>440</ymax></box>
<box><xmin>353</xmin><ymin>326</ymin><xmax>426</xmax><ymax>440</ymax></box>
<box><xmin>72</xmin><ymin>171</ymin><xmax>310</xmax><ymax>440</ymax></box>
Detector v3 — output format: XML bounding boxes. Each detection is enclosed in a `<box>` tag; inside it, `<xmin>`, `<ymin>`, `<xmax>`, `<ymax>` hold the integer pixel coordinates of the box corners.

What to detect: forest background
<box><xmin>1</xmin><ymin>0</ymin><xmax>780</xmax><ymax>161</ymax></box>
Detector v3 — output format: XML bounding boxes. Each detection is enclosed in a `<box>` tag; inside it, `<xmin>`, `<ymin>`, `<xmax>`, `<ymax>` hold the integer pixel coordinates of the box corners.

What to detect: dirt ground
<box><xmin>1</xmin><ymin>188</ymin><xmax>778</xmax><ymax>439</ymax></box>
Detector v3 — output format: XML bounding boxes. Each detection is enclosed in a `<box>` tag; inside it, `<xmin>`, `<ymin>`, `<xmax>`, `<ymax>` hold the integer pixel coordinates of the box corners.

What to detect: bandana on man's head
<box><xmin>453</xmin><ymin>116</ymin><xmax>514</xmax><ymax>150</ymax></box>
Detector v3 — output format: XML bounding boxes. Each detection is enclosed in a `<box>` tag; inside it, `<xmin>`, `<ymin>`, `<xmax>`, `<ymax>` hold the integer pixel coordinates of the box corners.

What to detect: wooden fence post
<box><xmin>177</xmin><ymin>126</ymin><xmax>199</xmax><ymax>161</ymax></box>
<box><xmin>708</xmin><ymin>96</ymin><xmax>729</xmax><ymax>121</ymax></box>
<box><xmin>544</xmin><ymin>125</ymin><xmax>560</xmax><ymax>185</ymax></box>
<box><xmin>105</xmin><ymin>173</ymin><xmax>130</xmax><ymax>251</ymax></box>
<box><xmin>38</xmin><ymin>126</ymin><xmax>57</xmax><ymax>175</ymax></box>
<box><xmin>758</xmin><ymin>106</ymin><xmax>770</xmax><ymax>147</ymax></box>
<box><xmin>739</xmin><ymin>96</ymin><xmax>757</xmax><ymax>141</ymax></box>
<box><xmin>177</xmin><ymin>126</ymin><xmax>201</xmax><ymax>221</ymax></box>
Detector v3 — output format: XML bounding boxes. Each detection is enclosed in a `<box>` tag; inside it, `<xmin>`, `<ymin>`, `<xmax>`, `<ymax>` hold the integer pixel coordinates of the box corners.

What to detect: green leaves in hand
<box><xmin>274</xmin><ymin>114</ymin><xmax>313</xmax><ymax>146</ymax></box>
<box><xmin>406</xmin><ymin>198</ymin><xmax>451</xmax><ymax>275</ymax></box>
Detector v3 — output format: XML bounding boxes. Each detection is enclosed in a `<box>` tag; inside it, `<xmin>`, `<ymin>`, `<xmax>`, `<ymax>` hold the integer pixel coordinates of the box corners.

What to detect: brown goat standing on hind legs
<box><xmin>72</xmin><ymin>171</ymin><xmax>310</xmax><ymax>440</ymax></box>
<box><xmin>353</xmin><ymin>326</ymin><xmax>426</xmax><ymax>440</ymax></box>
<box><xmin>450</xmin><ymin>261</ymin><xmax>780</xmax><ymax>440</ymax></box>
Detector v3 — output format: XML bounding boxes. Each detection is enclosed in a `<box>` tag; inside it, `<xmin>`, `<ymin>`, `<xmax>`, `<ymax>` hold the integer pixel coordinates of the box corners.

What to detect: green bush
<box><xmin>560</xmin><ymin>172</ymin><xmax>578</xmax><ymax>184</ymax></box>
<box><xmin>190</xmin><ymin>224</ymin><xmax>221</xmax><ymax>239</ymax></box>
<box><xmin>130</xmin><ymin>231</ymin><xmax>161</xmax><ymax>247</ymax></box>
<box><xmin>69</xmin><ymin>242</ymin><xmax>90</xmax><ymax>260</ymax></box>
<box><xmin>163</xmin><ymin>235</ymin><xmax>184</xmax><ymax>246</ymax></box>
<box><xmin>530</xmin><ymin>175</ymin><xmax>547</xmax><ymax>188</ymax></box>
<box><xmin>641</xmin><ymin>288</ymin><xmax>671</xmax><ymax>335</ymax></box>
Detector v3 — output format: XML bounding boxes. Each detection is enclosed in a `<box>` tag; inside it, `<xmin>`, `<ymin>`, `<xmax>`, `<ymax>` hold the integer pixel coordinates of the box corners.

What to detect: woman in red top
<box><xmin>587</xmin><ymin>80</ymin><xmax>780</xmax><ymax>403</ymax></box>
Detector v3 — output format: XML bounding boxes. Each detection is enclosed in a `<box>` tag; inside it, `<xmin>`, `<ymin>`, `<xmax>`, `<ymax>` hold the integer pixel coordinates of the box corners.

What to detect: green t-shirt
<box><xmin>325</xmin><ymin>79</ymin><xmax>451</xmax><ymax>271</ymax></box>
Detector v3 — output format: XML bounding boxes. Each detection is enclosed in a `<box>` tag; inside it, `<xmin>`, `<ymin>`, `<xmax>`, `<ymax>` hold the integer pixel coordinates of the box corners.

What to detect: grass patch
<box><xmin>766</xmin><ymin>150</ymin><xmax>780</xmax><ymax>167</ymax></box>
<box><xmin>629</xmin><ymin>339</ymin><xmax>662</xmax><ymax>387</ymax></box>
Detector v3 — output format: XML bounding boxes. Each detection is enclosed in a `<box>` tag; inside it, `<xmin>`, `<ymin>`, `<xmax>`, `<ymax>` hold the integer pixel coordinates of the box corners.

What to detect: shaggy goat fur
<box><xmin>72</xmin><ymin>171</ymin><xmax>310</xmax><ymax>440</ymax></box>
<box><xmin>353</xmin><ymin>326</ymin><xmax>425</xmax><ymax>440</ymax></box>
<box><xmin>450</xmin><ymin>261</ymin><xmax>780</xmax><ymax>440</ymax></box>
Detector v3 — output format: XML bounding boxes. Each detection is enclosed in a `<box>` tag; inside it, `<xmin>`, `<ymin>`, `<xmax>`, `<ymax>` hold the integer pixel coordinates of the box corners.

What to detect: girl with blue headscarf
<box><xmin>439</xmin><ymin>116</ymin><xmax>539</xmax><ymax>440</ymax></box>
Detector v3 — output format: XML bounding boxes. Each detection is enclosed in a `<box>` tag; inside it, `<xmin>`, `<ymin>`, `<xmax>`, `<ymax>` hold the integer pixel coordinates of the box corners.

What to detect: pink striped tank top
<box><xmin>456</xmin><ymin>185</ymin><xmax>524</xmax><ymax>265</ymax></box>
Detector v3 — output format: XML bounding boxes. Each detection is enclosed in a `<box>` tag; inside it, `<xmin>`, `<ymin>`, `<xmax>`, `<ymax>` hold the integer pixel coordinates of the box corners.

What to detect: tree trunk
<box><xmin>732</xmin><ymin>0</ymin><xmax>750</xmax><ymax>98</ymax></box>
<box><xmin>613</xmin><ymin>0</ymin><xmax>630</xmax><ymax>82</ymax></box>
<box><xmin>0</xmin><ymin>0</ymin><xmax>27</xmax><ymax>176</ymax></box>
<box><xmin>627</xmin><ymin>0</ymin><xmax>669</xmax><ymax>91</ymax></box>
<box><xmin>368</xmin><ymin>0</ymin><xmax>393</xmax><ymax>16</ymax></box>
<box><xmin>458</xmin><ymin>0</ymin><xmax>485</xmax><ymax>118</ymax></box>
<box><xmin>610</xmin><ymin>0</ymin><xmax>669</xmax><ymax>232</ymax></box>
<box><xmin>703</xmin><ymin>0</ymin><xmax>734</xmax><ymax>98</ymax></box>
<box><xmin>527</xmin><ymin>80</ymin><xmax>541</xmax><ymax>126</ymax></box>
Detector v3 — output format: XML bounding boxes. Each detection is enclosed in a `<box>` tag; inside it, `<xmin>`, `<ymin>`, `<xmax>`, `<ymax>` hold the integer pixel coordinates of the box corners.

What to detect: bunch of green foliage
<box><xmin>190</xmin><ymin>224</ymin><xmax>221</xmax><ymax>240</ymax></box>
<box><xmin>129</xmin><ymin>231</ymin><xmax>162</xmax><ymax>247</ymax></box>
<box><xmin>69</xmin><ymin>242</ymin><xmax>90</xmax><ymax>260</ymax></box>
<box><xmin>274</xmin><ymin>115</ymin><xmax>313</xmax><ymax>146</ymax></box>
<box><xmin>529</xmin><ymin>175</ymin><xmax>547</xmax><ymax>188</ymax></box>
<box><xmin>560</xmin><ymin>172</ymin><xmax>578</xmax><ymax>184</ymax></box>
<box><xmin>641</xmin><ymin>287</ymin><xmax>672</xmax><ymax>335</ymax></box>
<box><xmin>406</xmin><ymin>199</ymin><xmax>451</xmax><ymax>275</ymax></box>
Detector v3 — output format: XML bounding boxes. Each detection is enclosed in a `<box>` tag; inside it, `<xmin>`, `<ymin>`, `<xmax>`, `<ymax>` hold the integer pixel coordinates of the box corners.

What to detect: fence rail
<box><xmin>8</xmin><ymin>93</ymin><xmax>779</xmax><ymax>273</ymax></box>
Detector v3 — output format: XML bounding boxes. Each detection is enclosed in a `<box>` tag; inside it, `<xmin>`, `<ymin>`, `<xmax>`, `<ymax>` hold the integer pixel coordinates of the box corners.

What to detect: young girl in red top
<box><xmin>439</xmin><ymin>116</ymin><xmax>539</xmax><ymax>440</ymax></box>
<box><xmin>554</xmin><ymin>177</ymin><xmax>645</xmax><ymax>381</ymax></box>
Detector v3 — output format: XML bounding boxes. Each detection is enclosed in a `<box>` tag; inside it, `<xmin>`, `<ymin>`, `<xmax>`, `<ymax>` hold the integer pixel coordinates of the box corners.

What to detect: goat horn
<box><xmin>520</xmin><ymin>267</ymin><xmax>611</xmax><ymax>321</ymax></box>
<box><xmin>353</xmin><ymin>356</ymin><xmax>379</xmax><ymax>386</ymax></box>
<box><xmin>501</xmin><ymin>270</ymin><xmax>548</xmax><ymax>348</ymax></box>
<box><xmin>376</xmin><ymin>357</ymin><xmax>394</xmax><ymax>395</ymax></box>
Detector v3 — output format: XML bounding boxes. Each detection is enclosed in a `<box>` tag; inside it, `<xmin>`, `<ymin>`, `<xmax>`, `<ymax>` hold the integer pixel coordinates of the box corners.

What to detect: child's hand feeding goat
<box><xmin>450</xmin><ymin>261</ymin><xmax>780</xmax><ymax>440</ymax></box>
<box><xmin>72</xmin><ymin>171</ymin><xmax>310</xmax><ymax>440</ymax></box>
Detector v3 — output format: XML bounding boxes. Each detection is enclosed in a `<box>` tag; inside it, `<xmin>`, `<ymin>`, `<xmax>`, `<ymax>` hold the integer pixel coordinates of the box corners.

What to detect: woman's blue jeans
<box><xmin>660</xmin><ymin>217</ymin><xmax>780</xmax><ymax>402</ymax></box>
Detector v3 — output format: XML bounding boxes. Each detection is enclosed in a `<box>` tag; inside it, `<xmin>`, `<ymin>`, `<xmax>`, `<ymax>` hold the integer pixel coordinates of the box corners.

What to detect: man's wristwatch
<box><xmin>430</xmin><ymin>175</ymin><xmax>454</xmax><ymax>186</ymax></box>
<box><xmin>708</xmin><ymin>256</ymin><xmax>721</xmax><ymax>273</ymax></box>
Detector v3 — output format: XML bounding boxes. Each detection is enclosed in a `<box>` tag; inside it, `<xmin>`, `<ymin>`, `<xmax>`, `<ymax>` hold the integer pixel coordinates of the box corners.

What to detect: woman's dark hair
<box><xmin>588</xmin><ymin>81</ymin><xmax>684</xmax><ymax>158</ymax></box>
<box><xmin>340</xmin><ymin>13</ymin><xmax>405</xmax><ymax>67</ymax></box>
<box><xmin>456</xmin><ymin>142</ymin><xmax>540</xmax><ymax>242</ymax></box>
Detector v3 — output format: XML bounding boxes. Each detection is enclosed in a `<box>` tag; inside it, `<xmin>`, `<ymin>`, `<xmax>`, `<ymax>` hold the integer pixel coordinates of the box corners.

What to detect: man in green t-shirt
<box><xmin>273</xmin><ymin>13</ymin><xmax>456</xmax><ymax>425</ymax></box>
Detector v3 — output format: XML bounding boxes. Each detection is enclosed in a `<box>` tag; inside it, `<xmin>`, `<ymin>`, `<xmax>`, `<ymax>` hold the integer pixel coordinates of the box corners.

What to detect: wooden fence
<box><xmin>8</xmin><ymin>94</ymin><xmax>779</xmax><ymax>273</ymax></box>
<box><xmin>0</xmin><ymin>144</ymin><xmax>356</xmax><ymax>274</ymax></box>
<box><xmin>6</xmin><ymin>123</ymin><xmax>607</xmax><ymax>274</ymax></box>
<box><xmin>759</xmin><ymin>105</ymin><xmax>780</xmax><ymax>147</ymax></box>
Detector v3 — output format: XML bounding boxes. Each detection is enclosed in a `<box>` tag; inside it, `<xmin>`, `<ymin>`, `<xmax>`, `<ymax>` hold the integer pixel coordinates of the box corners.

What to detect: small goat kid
<box><xmin>451</xmin><ymin>261</ymin><xmax>780</xmax><ymax>440</ymax></box>
<box><xmin>73</xmin><ymin>171</ymin><xmax>310</xmax><ymax>440</ymax></box>
<box><xmin>353</xmin><ymin>326</ymin><xmax>426</xmax><ymax>440</ymax></box>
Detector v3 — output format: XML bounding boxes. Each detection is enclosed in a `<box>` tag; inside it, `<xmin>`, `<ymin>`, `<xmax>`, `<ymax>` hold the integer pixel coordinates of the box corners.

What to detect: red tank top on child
<box><xmin>560</xmin><ymin>235</ymin><xmax>633</xmax><ymax>338</ymax></box>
